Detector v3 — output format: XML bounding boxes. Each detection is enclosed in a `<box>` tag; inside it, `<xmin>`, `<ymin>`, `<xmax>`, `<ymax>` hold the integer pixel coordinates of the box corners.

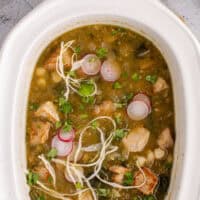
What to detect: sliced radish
<box><xmin>127</xmin><ymin>101</ymin><xmax>149</xmax><ymax>121</ymax></box>
<box><xmin>81</xmin><ymin>54</ymin><xmax>101</xmax><ymax>75</ymax></box>
<box><xmin>133</xmin><ymin>93</ymin><xmax>151</xmax><ymax>112</ymax></box>
<box><xmin>57</xmin><ymin>129</ymin><xmax>75</xmax><ymax>142</ymax></box>
<box><xmin>100</xmin><ymin>59</ymin><xmax>121</xmax><ymax>82</ymax></box>
<box><xmin>64</xmin><ymin>166</ymin><xmax>84</xmax><ymax>183</ymax></box>
<box><xmin>51</xmin><ymin>135</ymin><xmax>73</xmax><ymax>157</ymax></box>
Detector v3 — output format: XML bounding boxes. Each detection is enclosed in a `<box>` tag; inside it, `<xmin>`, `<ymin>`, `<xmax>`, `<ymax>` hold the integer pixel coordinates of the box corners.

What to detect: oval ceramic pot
<box><xmin>0</xmin><ymin>0</ymin><xmax>200</xmax><ymax>199</ymax></box>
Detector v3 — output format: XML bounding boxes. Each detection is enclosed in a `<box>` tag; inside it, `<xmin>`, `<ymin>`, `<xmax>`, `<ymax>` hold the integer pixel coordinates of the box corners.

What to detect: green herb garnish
<box><xmin>114</xmin><ymin>129</ymin><xmax>127</xmax><ymax>141</ymax></box>
<box><xmin>29</xmin><ymin>102</ymin><xmax>39</xmax><ymax>111</ymax></box>
<box><xmin>37</xmin><ymin>196</ymin><xmax>45</xmax><ymax>200</ymax></box>
<box><xmin>91</xmin><ymin>121</ymin><xmax>100</xmax><ymax>129</ymax></box>
<box><xmin>47</xmin><ymin>148</ymin><xmax>57</xmax><ymax>160</ymax></box>
<box><xmin>132</xmin><ymin>73</ymin><xmax>141</xmax><ymax>82</ymax></box>
<box><xmin>78</xmin><ymin>82</ymin><xmax>95</xmax><ymax>97</ymax></box>
<box><xmin>27</xmin><ymin>172</ymin><xmax>39</xmax><ymax>186</ymax></box>
<box><xmin>81</xmin><ymin>96</ymin><xmax>95</xmax><ymax>104</ymax></box>
<box><xmin>58</xmin><ymin>97</ymin><xmax>73</xmax><ymax>114</ymax></box>
<box><xmin>123</xmin><ymin>172</ymin><xmax>133</xmax><ymax>186</ymax></box>
<box><xmin>74</xmin><ymin>46</ymin><xmax>81</xmax><ymax>54</ymax></box>
<box><xmin>96</xmin><ymin>48</ymin><xmax>108</xmax><ymax>58</ymax></box>
<box><xmin>63</xmin><ymin>120</ymin><xmax>72</xmax><ymax>131</ymax></box>
<box><xmin>68</xmin><ymin>70</ymin><xmax>76</xmax><ymax>78</ymax></box>
<box><xmin>97</xmin><ymin>188</ymin><xmax>110</xmax><ymax>197</ymax></box>
<box><xmin>80</xmin><ymin>114</ymin><xmax>88</xmax><ymax>119</ymax></box>
<box><xmin>142</xmin><ymin>195</ymin><xmax>156</xmax><ymax>200</ymax></box>
<box><xmin>55</xmin><ymin>121</ymin><xmax>62</xmax><ymax>129</ymax></box>
<box><xmin>113</xmin><ymin>82</ymin><xmax>122</xmax><ymax>89</ymax></box>
<box><xmin>75</xmin><ymin>182</ymin><xmax>84</xmax><ymax>189</ymax></box>
<box><xmin>114</xmin><ymin>114</ymin><xmax>122</xmax><ymax>124</ymax></box>
<box><xmin>145</xmin><ymin>75</ymin><xmax>157</xmax><ymax>84</ymax></box>
<box><xmin>111</xmin><ymin>28</ymin><xmax>123</xmax><ymax>35</ymax></box>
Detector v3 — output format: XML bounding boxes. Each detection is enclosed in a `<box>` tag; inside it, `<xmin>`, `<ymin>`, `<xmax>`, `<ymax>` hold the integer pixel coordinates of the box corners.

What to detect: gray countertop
<box><xmin>0</xmin><ymin>0</ymin><xmax>200</xmax><ymax>46</ymax></box>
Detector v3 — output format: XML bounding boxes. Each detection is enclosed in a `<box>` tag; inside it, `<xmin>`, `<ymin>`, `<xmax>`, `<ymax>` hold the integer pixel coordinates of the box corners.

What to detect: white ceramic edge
<box><xmin>0</xmin><ymin>0</ymin><xmax>200</xmax><ymax>199</ymax></box>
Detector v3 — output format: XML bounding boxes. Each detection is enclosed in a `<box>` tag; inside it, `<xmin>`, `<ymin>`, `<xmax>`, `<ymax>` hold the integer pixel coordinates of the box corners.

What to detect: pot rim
<box><xmin>0</xmin><ymin>0</ymin><xmax>200</xmax><ymax>199</ymax></box>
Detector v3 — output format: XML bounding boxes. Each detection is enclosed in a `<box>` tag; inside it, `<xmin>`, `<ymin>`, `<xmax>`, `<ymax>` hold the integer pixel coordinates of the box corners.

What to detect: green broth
<box><xmin>26</xmin><ymin>25</ymin><xmax>175</xmax><ymax>200</ymax></box>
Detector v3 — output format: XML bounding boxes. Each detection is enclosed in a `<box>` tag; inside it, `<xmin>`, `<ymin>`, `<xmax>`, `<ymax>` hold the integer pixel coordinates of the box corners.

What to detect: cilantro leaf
<box><xmin>27</xmin><ymin>172</ymin><xmax>39</xmax><ymax>186</ymax></box>
<box><xmin>75</xmin><ymin>182</ymin><xmax>84</xmax><ymax>189</ymax></box>
<box><xmin>96</xmin><ymin>48</ymin><xmax>108</xmax><ymax>58</ymax></box>
<box><xmin>113</xmin><ymin>82</ymin><xmax>122</xmax><ymax>89</ymax></box>
<box><xmin>81</xmin><ymin>96</ymin><xmax>95</xmax><ymax>104</ymax></box>
<box><xmin>47</xmin><ymin>148</ymin><xmax>57</xmax><ymax>160</ymax></box>
<box><xmin>37</xmin><ymin>196</ymin><xmax>45</xmax><ymax>200</ymax></box>
<box><xmin>29</xmin><ymin>102</ymin><xmax>39</xmax><ymax>111</ymax></box>
<box><xmin>55</xmin><ymin>121</ymin><xmax>62</xmax><ymax>129</ymax></box>
<box><xmin>74</xmin><ymin>46</ymin><xmax>81</xmax><ymax>54</ymax></box>
<box><xmin>145</xmin><ymin>75</ymin><xmax>157</xmax><ymax>84</ymax></box>
<box><xmin>114</xmin><ymin>129</ymin><xmax>127</xmax><ymax>141</ymax></box>
<box><xmin>132</xmin><ymin>73</ymin><xmax>141</xmax><ymax>82</ymax></box>
<box><xmin>97</xmin><ymin>188</ymin><xmax>110</xmax><ymax>197</ymax></box>
<box><xmin>123</xmin><ymin>172</ymin><xmax>133</xmax><ymax>186</ymax></box>
<box><xmin>63</xmin><ymin>120</ymin><xmax>72</xmax><ymax>131</ymax></box>
<box><xmin>78</xmin><ymin>82</ymin><xmax>95</xmax><ymax>97</ymax></box>
<box><xmin>58</xmin><ymin>97</ymin><xmax>73</xmax><ymax>114</ymax></box>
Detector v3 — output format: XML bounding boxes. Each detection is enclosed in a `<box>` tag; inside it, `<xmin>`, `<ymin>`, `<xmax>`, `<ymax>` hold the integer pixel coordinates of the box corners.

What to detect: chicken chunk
<box><xmin>44</xmin><ymin>49</ymin><xmax>72</xmax><ymax>71</ymax></box>
<box><xmin>35</xmin><ymin>101</ymin><xmax>60</xmax><ymax>123</ymax></box>
<box><xmin>30</xmin><ymin>121</ymin><xmax>51</xmax><ymax>145</ymax></box>
<box><xmin>122</xmin><ymin>127</ymin><xmax>150</xmax><ymax>152</ymax></box>
<box><xmin>134</xmin><ymin>167</ymin><xmax>158</xmax><ymax>195</ymax></box>
<box><xmin>138</xmin><ymin>58</ymin><xmax>155</xmax><ymax>69</ymax></box>
<box><xmin>79</xmin><ymin>191</ymin><xmax>93</xmax><ymax>200</ymax></box>
<box><xmin>109</xmin><ymin>165</ymin><xmax>130</xmax><ymax>184</ymax></box>
<box><xmin>157</xmin><ymin>128</ymin><xmax>173</xmax><ymax>149</ymax></box>
<box><xmin>93</xmin><ymin>100</ymin><xmax>116</xmax><ymax>115</ymax></box>
<box><xmin>34</xmin><ymin>166</ymin><xmax>49</xmax><ymax>181</ymax></box>
<box><xmin>153</xmin><ymin>77</ymin><xmax>168</xmax><ymax>93</ymax></box>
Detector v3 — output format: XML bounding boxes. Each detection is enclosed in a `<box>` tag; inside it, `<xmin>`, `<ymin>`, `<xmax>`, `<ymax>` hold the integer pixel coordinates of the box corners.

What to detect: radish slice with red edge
<box><xmin>51</xmin><ymin>135</ymin><xmax>73</xmax><ymax>157</ymax></box>
<box><xmin>100</xmin><ymin>59</ymin><xmax>121</xmax><ymax>82</ymax></box>
<box><xmin>57</xmin><ymin>129</ymin><xmax>75</xmax><ymax>142</ymax></box>
<box><xmin>127</xmin><ymin>93</ymin><xmax>151</xmax><ymax>121</ymax></box>
<box><xmin>133</xmin><ymin>93</ymin><xmax>151</xmax><ymax>112</ymax></box>
<box><xmin>81</xmin><ymin>54</ymin><xmax>101</xmax><ymax>75</ymax></box>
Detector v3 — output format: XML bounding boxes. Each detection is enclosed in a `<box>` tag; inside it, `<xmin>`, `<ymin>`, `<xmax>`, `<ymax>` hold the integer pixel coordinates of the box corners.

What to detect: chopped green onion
<box><xmin>58</xmin><ymin>97</ymin><xmax>73</xmax><ymax>114</ymax></box>
<box><xmin>37</xmin><ymin>196</ymin><xmax>45</xmax><ymax>200</ymax></box>
<box><xmin>142</xmin><ymin>195</ymin><xmax>156</xmax><ymax>200</ymax></box>
<box><xmin>68</xmin><ymin>71</ymin><xmax>76</xmax><ymax>78</ymax></box>
<box><xmin>74</xmin><ymin>46</ymin><xmax>81</xmax><ymax>54</ymax></box>
<box><xmin>63</xmin><ymin>120</ymin><xmax>72</xmax><ymax>131</ymax></box>
<box><xmin>78</xmin><ymin>82</ymin><xmax>95</xmax><ymax>97</ymax></box>
<box><xmin>96</xmin><ymin>48</ymin><xmax>108</xmax><ymax>58</ymax></box>
<box><xmin>97</xmin><ymin>188</ymin><xmax>110</xmax><ymax>197</ymax></box>
<box><xmin>114</xmin><ymin>129</ymin><xmax>128</xmax><ymax>141</ymax></box>
<box><xmin>47</xmin><ymin>148</ymin><xmax>57</xmax><ymax>160</ymax></box>
<box><xmin>132</xmin><ymin>73</ymin><xmax>141</xmax><ymax>81</ymax></box>
<box><xmin>123</xmin><ymin>172</ymin><xmax>133</xmax><ymax>186</ymax></box>
<box><xmin>55</xmin><ymin>121</ymin><xmax>62</xmax><ymax>129</ymax></box>
<box><xmin>80</xmin><ymin>114</ymin><xmax>88</xmax><ymax>119</ymax></box>
<box><xmin>113</xmin><ymin>82</ymin><xmax>122</xmax><ymax>89</ymax></box>
<box><xmin>29</xmin><ymin>102</ymin><xmax>39</xmax><ymax>111</ymax></box>
<box><xmin>81</xmin><ymin>96</ymin><xmax>95</xmax><ymax>104</ymax></box>
<box><xmin>91</xmin><ymin>121</ymin><xmax>100</xmax><ymax>129</ymax></box>
<box><xmin>27</xmin><ymin>172</ymin><xmax>39</xmax><ymax>186</ymax></box>
<box><xmin>145</xmin><ymin>75</ymin><xmax>157</xmax><ymax>84</ymax></box>
<box><xmin>114</xmin><ymin>114</ymin><xmax>122</xmax><ymax>124</ymax></box>
<box><xmin>75</xmin><ymin>182</ymin><xmax>84</xmax><ymax>189</ymax></box>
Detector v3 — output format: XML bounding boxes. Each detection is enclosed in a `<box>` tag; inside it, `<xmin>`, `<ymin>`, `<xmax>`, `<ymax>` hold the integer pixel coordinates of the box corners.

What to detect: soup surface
<box><xmin>26</xmin><ymin>25</ymin><xmax>175</xmax><ymax>200</ymax></box>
